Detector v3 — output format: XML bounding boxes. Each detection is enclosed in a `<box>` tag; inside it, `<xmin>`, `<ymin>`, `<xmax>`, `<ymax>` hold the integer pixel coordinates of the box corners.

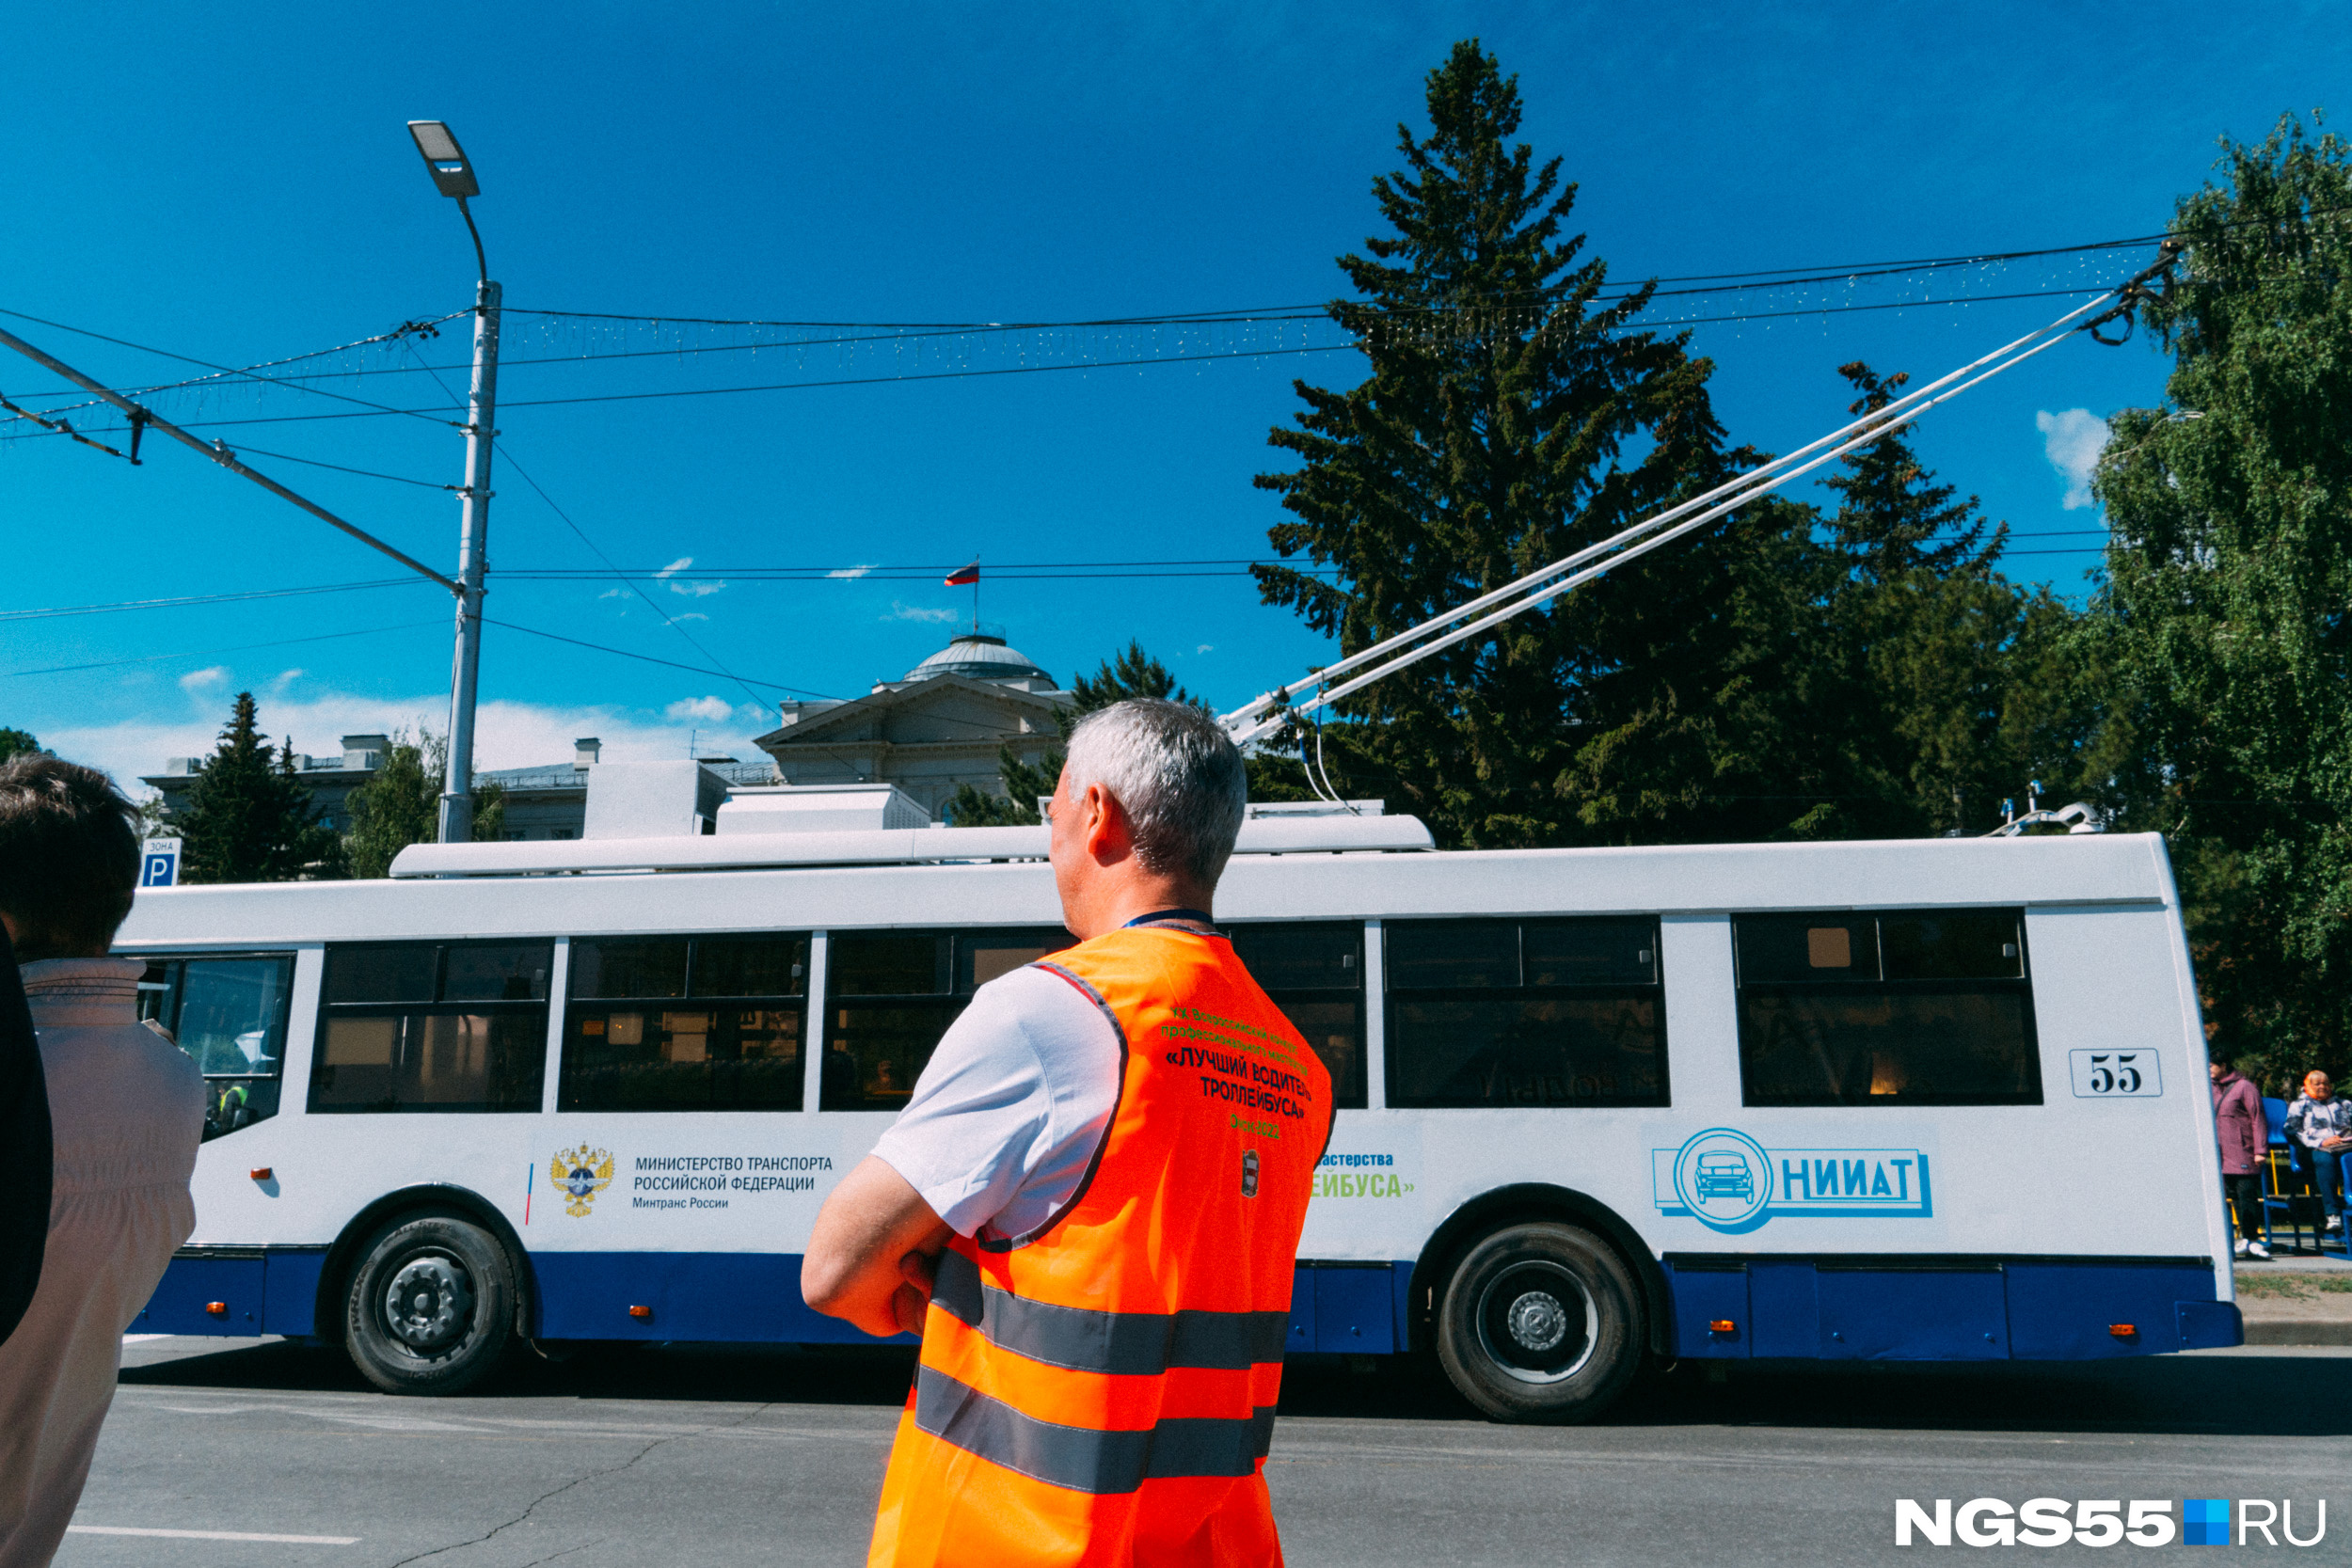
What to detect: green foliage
<box><xmin>0</xmin><ymin>729</ymin><xmax>41</xmax><ymax>766</ymax></box>
<box><xmin>945</xmin><ymin>641</ymin><xmax>1200</xmax><ymax>826</ymax></box>
<box><xmin>175</xmin><ymin>693</ymin><xmax>342</xmax><ymax>883</ymax></box>
<box><xmin>342</xmin><ymin>729</ymin><xmax>507</xmax><ymax>879</ymax></box>
<box><xmin>2090</xmin><ymin>113</ymin><xmax>2352</xmax><ymax>1091</ymax></box>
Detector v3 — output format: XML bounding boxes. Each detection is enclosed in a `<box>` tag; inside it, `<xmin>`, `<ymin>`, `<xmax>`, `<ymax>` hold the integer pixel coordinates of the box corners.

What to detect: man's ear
<box><xmin>1082</xmin><ymin>784</ymin><xmax>1132</xmax><ymax>863</ymax></box>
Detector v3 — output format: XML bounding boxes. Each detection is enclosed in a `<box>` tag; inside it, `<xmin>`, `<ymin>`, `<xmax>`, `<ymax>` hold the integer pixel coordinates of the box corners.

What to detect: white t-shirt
<box><xmin>868</xmin><ymin>963</ymin><xmax>1122</xmax><ymax>1243</ymax></box>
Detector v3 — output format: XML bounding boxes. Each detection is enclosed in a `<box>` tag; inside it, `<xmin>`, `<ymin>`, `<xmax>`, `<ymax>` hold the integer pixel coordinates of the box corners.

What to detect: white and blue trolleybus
<box><xmin>114</xmin><ymin>785</ymin><xmax>2240</xmax><ymax>1420</ymax></box>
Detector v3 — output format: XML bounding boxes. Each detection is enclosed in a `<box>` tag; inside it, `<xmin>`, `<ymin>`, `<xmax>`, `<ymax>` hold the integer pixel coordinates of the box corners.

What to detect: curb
<box><xmin>2240</xmin><ymin>1319</ymin><xmax>2352</xmax><ymax>1347</ymax></box>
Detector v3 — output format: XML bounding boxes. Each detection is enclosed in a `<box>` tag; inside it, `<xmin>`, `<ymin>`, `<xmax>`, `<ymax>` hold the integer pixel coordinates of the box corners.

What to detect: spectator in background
<box><xmin>2286</xmin><ymin>1069</ymin><xmax>2352</xmax><ymax>1236</ymax></box>
<box><xmin>0</xmin><ymin>756</ymin><xmax>201</xmax><ymax>1568</ymax></box>
<box><xmin>2210</xmin><ymin>1049</ymin><xmax>2270</xmax><ymax>1260</ymax></box>
<box><xmin>0</xmin><ymin>928</ymin><xmax>50</xmax><ymax>1353</ymax></box>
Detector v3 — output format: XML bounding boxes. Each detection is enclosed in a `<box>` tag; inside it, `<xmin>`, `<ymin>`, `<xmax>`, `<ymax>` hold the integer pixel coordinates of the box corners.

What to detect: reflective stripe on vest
<box><xmin>868</xmin><ymin>925</ymin><xmax>1332</xmax><ymax>1566</ymax></box>
<box><xmin>930</xmin><ymin>1248</ymin><xmax>1291</xmax><ymax>1376</ymax></box>
<box><xmin>912</xmin><ymin>1363</ymin><xmax>1278</xmax><ymax>1493</ymax></box>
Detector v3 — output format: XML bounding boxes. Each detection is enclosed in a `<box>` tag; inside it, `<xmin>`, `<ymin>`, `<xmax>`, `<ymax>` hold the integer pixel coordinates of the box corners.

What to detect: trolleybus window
<box><xmin>1385</xmin><ymin>917</ymin><xmax>1666</xmax><ymax>1108</ymax></box>
<box><xmin>1733</xmin><ymin>909</ymin><xmax>2040</xmax><ymax>1105</ymax></box>
<box><xmin>561</xmin><ymin>934</ymin><xmax>810</xmax><ymax>1111</ymax></box>
<box><xmin>310</xmin><ymin>941</ymin><xmax>551</xmax><ymax>1114</ymax></box>
<box><xmin>1225</xmin><ymin>921</ymin><xmax>1368</xmax><ymax>1109</ymax></box>
<box><xmin>819</xmin><ymin>927</ymin><xmax>1073</xmax><ymax>1111</ymax></box>
<box><xmin>135</xmin><ymin>953</ymin><xmax>294</xmax><ymax>1140</ymax></box>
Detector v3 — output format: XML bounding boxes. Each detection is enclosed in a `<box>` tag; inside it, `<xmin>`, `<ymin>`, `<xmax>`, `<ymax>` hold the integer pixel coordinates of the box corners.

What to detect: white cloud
<box><xmin>665</xmin><ymin>695</ymin><xmax>736</xmax><ymax>723</ymax></box>
<box><xmin>827</xmin><ymin>564</ymin><xmax>877</xmax><ymax>579</ymax></box>
<box><xmin>598</xmin><ymin>587</ymin><xmax>628</xmax><ymax>600</ymax></box>
<box><xmin>2035</xmin><ymin>408</ymin><xmax>2109</xmax><ymax>510</ymax></box>
<box><xmin>653</xmin><ymin>557</ymin><xmax>692</xmax><ymax>579</ymax></box>
<box><xmin>673</xmin><ymin>611</ymin><xmax>710</xmax><ymax>623</ymax></box>
<box><xmin>45</xmin><ymin>691</ymin><xmax>768</xmax><ymax>800</ymax></box>
<box><xmin>885</xmin><ymin>601</ymin><xmax>959</xmax><ymax>624</ymax></box>
<box><xmin>268</xmin><ymin>668</ymin><xmax>305</xmax><ymax>692</ymax></box>
<box><xmin>1196</xmin><ymin>644</ymin><xmax>1214</xmax><ymax>655</ymax></box>
<box><xmin>667</xmin><ymin>578</ymin><xmax>726</xmax><ymax>598</ymax></box>
<box><xmin>178</xmin><ymin>666</ymin><xmax>229</xmax><ymax>692</ymax></box>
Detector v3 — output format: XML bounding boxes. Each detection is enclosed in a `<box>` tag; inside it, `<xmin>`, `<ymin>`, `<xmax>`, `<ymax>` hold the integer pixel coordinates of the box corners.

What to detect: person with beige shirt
<box><xmin>0</xmin><ymin>756</ymin><xmax>200</xmax><ymax>1567</ymax></box>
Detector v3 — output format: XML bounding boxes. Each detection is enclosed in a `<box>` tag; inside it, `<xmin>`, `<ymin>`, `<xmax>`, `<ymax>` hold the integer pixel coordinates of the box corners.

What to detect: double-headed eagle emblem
<box><xmin>551</xmin><ymin>1145</ymin><xmax>614</xmax><ymax>1217</ymax></box>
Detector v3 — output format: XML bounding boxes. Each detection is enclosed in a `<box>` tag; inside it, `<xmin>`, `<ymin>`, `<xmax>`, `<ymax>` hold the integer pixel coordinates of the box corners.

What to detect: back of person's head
<box><xmin>1062</xmin><ymin>698</ymin><xmax>1247</xmax><ymax>889</ymax></box>
<box><xmin>0</xmin><ymin>755</ymin><xmax>140</xmax><ymax>961</ymax></box>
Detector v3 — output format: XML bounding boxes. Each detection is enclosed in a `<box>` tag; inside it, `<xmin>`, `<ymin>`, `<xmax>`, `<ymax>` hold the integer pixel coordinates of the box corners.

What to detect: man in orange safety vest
<box><xmin>803</xmin><ymin>697</ymin><xmax>1332</xmax><ymax>1566</ymax></box>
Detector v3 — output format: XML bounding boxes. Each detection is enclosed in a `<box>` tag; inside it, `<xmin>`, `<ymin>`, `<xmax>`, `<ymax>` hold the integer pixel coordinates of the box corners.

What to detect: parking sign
<box><xmin>139</xmin><ymin>837</ymin><xmax>182</xmax><ymax>888</ymax></box>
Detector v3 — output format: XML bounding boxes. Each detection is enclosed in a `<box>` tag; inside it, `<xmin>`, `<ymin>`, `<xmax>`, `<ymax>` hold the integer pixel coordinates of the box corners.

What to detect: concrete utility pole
<box><xmin>408</xmin><ymin>120</ymin><xmax>501</xmax><ymax>845</ymax></box>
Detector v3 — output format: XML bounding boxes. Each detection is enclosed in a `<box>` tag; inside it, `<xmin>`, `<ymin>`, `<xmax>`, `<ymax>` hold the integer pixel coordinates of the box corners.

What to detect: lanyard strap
<box><xmin>1122</xmin><ymin>907</ymin><xmax>1217</xmax><ymax>930</ymax></box>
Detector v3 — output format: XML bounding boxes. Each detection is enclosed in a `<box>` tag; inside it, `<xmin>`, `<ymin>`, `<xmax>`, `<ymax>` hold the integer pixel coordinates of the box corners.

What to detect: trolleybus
<box><xmin>116</xmin><ymin>807</ymin><xmax>2241</xmax><ymax>1420</ymax></box>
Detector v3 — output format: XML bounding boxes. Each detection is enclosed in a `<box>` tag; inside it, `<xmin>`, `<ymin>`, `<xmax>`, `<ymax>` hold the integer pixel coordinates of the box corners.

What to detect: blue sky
<box><xmin>3</xmin><ymin>2</ymin><xmax>2344</xmax><ymax>794</ymax></box>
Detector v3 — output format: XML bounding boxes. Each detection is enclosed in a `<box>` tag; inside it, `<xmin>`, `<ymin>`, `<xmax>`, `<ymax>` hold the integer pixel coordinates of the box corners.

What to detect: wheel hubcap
<box><xmin>383</xmin><ymin>1255</ymin><xmax>472</xmax><ymax>1353</ymax></box>
<box><xmin>1506</xmin><ymin>1290</ymin><xmax>1569</xmax><ymax>1353</ymax></box>
<box><xmin>1474</xmin><ymin>1260</ymin><xmax>1598</xmax><ymax>1386</ymax></box>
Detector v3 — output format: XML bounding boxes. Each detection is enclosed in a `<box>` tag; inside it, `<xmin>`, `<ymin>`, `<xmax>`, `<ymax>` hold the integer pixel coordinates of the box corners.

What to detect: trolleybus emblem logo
<box><xmin>551</xmin><ymin>1146</ymin><xmax>614</xmax><ymax>1217</ymax></box>
<box><xmin>1669</xmin><ymin>1129</ymin><xmax>1773</xmax><ymax>1232</ymax></box>
<box><xmin>1655</xmin><ymin>1129</ymin><xmax>1932</xmax><ymax>1233</ymax></box>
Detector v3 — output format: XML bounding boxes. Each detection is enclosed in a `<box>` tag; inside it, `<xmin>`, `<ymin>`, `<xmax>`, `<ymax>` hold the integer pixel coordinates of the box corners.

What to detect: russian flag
<box><xmin>945</xmin><ymin>560</ymin><xmax>980</xmax><ymax>586</ymax></box>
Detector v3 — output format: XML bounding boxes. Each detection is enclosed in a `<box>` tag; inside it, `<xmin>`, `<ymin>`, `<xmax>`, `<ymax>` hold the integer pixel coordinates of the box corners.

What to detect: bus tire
<box><xmin>1435</xmin><ymin>1221</ymin><xmax>1641</xmax><ymax>1423</ymax></box>
<box><xmin>343</xmin><ymin>1213</ymin><xmax>516</xmax><ymax>1396</ymax></box>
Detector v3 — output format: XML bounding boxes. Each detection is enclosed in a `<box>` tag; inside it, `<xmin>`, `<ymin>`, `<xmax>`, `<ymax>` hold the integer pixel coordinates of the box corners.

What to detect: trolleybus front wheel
<box><xmin>344</xmin><ymin>1213</ymin><xmax>516</xmax><ymax>1396</ymax></box>
<box><xmin>1436</xmin><ymin>1221</ymin><xmax>1641</xmax><ymax>1423</ymax></box>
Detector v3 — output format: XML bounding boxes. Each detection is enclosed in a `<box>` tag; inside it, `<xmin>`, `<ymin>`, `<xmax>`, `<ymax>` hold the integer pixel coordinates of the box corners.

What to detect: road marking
<box><xmin>120</xmin><ymin>1334</ymin><xmax>172</xmax><ymax>1342</ymax></box>
<box><xmin>67</xmin><ymin>1526</ymin><xmax>359</xmax><ymax>1544</ymax></box>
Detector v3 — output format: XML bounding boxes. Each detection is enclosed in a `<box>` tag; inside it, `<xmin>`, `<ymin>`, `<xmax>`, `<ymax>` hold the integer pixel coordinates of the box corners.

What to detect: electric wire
<box><xmin>0</xmin><ymin>578</ymin><xmax>424</xmax><ymax>625</ymax></box>
<box><xmin>1</xmin><ymin>619</ymin><xmax>447</xmax><ymax>679</ymax></box>
<box><xmin>495</xmin><ymin>443</ymin><xmax>777</xmax><ymax>712</ymax></box>
<box><xmin>400</xmin><ymin>325</ymin><xmax>776</xmax><ymax>716</ymax></box>
<box><xmin>482</xmin><ymin>618</ymin><xmax>835</xmax><ymax>699</ymax></box>
<box><xmin>2</xmin><ymin>282</ymin><xmax>2137</xmax><ymax>447</ymax></box>
<box><xmin>0</xmin><ymin>305</ymin><xmax>469</xmax><ymax>428</ymax></box>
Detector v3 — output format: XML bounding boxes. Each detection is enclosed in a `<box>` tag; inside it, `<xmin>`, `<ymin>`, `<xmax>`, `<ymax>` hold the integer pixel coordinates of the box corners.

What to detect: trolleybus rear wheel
<box><xmin>344</xmin><ymin>1213</ymin><xmax>516</xmax><ymax>1396</ymax></box>
<box><xmin>1436</xmin><ymin>1220</ymin><xmax>1641</xmax><ymax>1423</ymax></box>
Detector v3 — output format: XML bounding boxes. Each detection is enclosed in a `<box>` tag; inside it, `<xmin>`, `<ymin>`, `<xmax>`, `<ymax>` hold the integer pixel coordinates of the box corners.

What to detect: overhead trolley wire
<box><xmin>0</xmin><ymin>618</ymin><xmax>449</xmax><ymax>679</ymax></box>
<box><xmin>0</xmin><ymin>305</ymin><xmax>472</xmax><ymax>429</ymax></box>
<box><xmin>4</xmin><ymin>283</ymin><xmax>2139</xmax><ymax>447</ymax></box>
<box><xmin>0</xmin><ymin>578</ymin><xmax>426</xmax><ymax>625</ymax></box>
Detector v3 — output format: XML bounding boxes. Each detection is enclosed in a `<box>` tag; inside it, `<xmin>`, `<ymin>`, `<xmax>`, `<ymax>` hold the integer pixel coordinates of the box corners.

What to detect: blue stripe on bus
<box><xmin>137</xmin><ymin>1249</ymin><xmax>1410</xmax><ymax>1354</ymax></box>
<box><xmin>1662</xmin><ymin>1258</ymin><xmax>2239</xmax><ymax>1360</ymax></box>
<box><xmin>530</xmin><ymin>1254</ymin><xmax>1408</xmax><ymax>1353</ymax></box>
<box><xmin>141</xmin><ymin>1251</ymin><xmax>2233</xmax><ymax>1363</ymax></box>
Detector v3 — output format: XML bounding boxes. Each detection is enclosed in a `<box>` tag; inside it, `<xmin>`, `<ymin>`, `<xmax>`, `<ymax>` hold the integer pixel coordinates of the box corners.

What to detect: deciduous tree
<box><xmin>342</xmin><ymin>729</ymin><xmax>505</xmax><ymax>879</ymax></box>
<box><xmin>2090</xmin><ymin>114</ymin><xmax>2352</xmax><ymax>1087</ymax></box>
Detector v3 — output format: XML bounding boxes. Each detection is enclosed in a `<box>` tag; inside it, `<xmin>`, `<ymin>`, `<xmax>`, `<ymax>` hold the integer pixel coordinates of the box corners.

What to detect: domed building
<box><xmin>750</xmin><ymin>627</ymin><xmax>1073</xmax><ymax>820</ymax></box>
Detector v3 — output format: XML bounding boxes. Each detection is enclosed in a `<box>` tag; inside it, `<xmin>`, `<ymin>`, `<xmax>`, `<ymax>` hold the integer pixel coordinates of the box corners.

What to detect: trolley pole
<box><xmin>437</xmin><ymin>276</ymin><xmax>500</xmax><ymax>844</ymax></box>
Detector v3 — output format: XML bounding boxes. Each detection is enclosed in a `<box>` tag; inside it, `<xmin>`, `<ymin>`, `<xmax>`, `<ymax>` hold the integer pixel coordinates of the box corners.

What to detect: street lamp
<box><xmin>407</xmin><ymin>120</ymin><xmax>501</xmax><ymax>845</ymax></box>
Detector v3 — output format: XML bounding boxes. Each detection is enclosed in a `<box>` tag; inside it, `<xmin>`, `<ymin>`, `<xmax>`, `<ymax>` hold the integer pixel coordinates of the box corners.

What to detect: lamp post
<box><xmin>407</xmin><ymin>119</ymin><xmax>501</xmax><ymax>845</ymax></box>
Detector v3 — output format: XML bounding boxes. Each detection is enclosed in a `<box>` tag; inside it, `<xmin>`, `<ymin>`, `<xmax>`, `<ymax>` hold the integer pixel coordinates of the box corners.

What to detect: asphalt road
<box><xmin>56</xmin><ymin>1337</ymin><xmax>2352</xmax><ymax>1566</ymax></box>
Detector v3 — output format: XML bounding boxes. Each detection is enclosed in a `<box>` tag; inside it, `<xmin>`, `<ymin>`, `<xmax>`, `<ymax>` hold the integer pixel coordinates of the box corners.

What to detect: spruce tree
<box><xmin>1807</xmin><ymin>361</ymin><xmax>2099</xmax><ymax>839</ymax></box>
<box><xmin>1253</xmin><ymin>40</ymin><xmax>1818</xmax><ymax>847</ymax></box>
<box><xmin>1823</xmin><ymin>363</ymin><xmax>2006</xmax><ymax>581</ymax></box>
<box><xmin>176</xmin><ymin>694</ymin><xmax>340</xmax><ymax>882</ymax></box>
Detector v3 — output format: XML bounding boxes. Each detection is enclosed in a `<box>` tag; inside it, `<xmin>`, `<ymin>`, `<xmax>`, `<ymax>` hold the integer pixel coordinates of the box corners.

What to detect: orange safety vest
<box><xmin>868</xmin><ymin>921</ymin><xmax>1333</xmax><ymax>1568</ymax></box>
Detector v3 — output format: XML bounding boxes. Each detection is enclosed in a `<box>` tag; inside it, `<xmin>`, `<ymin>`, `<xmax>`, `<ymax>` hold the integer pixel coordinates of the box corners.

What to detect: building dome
<box><xmin>905</xmin><ymin>629</ymin><xmax>1057</xmax><ymax>687</ymax></box>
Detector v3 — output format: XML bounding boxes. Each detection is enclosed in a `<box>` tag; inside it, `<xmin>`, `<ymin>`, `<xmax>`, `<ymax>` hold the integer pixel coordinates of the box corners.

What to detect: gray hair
<box><xmin>1061</xmin><ymin>698</ymin><xmax>1247</xmax><ymax>887</ymax></box>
